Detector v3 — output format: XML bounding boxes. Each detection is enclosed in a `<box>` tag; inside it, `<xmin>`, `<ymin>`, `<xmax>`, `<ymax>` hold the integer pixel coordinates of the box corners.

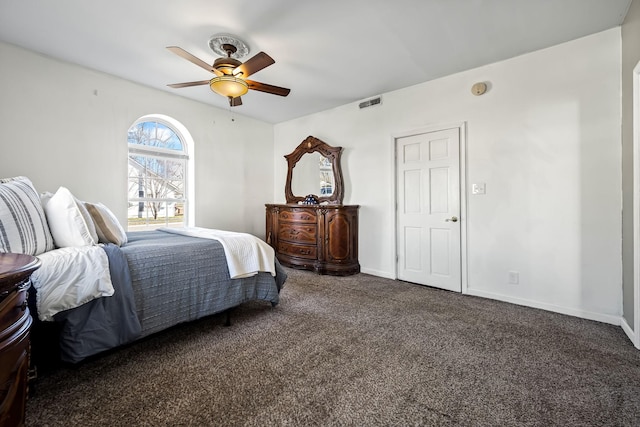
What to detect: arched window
<box><xmin>127</xmin><ymin>115</ymin><xmax>194</xmax><ymax>230</ymax></box>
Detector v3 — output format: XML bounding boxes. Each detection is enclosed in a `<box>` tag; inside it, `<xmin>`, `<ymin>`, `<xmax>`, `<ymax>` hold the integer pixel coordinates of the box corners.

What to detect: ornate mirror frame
<box><xmin>284</xmin><ymin>136</ymin><xmax>344</xmax><ymax>205</ymax></box>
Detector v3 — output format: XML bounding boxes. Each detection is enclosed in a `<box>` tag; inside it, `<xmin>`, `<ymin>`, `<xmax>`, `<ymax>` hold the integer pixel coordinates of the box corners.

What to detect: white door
<box><xmin>396</xmin><ymin>128</ymin><xmax>461</xmax><ymax>292</ymax></box>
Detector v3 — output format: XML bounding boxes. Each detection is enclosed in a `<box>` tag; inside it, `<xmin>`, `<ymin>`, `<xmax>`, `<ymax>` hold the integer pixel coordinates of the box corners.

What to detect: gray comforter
<box><xmin>51</xmin><ymin>230</ymin><xmax>286</xmax><ymax>363</ymax></box>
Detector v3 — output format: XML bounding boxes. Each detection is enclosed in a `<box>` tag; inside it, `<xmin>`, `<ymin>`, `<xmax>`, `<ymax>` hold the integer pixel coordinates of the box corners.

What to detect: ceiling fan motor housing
<box><xmin>213</xmin><ymin>56</ymin><xmax>242</xmax><ymax>75</ymax></box>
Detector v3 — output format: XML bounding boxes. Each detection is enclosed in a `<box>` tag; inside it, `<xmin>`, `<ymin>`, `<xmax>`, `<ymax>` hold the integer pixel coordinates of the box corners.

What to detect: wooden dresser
<box><xmin>266</xmin><ymin>204</ymin><xmax>359</xmax><ymax>276</ymax></box>
<box><xmin>0</xmin><ymin>253</ymin><xmax>40</xmax><ymax>427</ymax></box>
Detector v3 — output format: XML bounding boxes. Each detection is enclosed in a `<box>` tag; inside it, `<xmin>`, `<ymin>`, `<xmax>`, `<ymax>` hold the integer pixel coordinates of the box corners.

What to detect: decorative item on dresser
<box><xmin>0</xmin><ymin>253</ymin><xmax>40</xmax><ymax>427</ymax></box>
<box><xmin>266</xmin><ymin>135</ymin><xmax>359</xmax><ymax>276</ymax></box>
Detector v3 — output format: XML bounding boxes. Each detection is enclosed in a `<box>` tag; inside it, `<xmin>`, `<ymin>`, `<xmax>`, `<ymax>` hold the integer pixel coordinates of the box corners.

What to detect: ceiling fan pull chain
<box><xmin>227</xmin><ymin>102</ymin><xmax>235</xmax><ymax>122</ymax></box>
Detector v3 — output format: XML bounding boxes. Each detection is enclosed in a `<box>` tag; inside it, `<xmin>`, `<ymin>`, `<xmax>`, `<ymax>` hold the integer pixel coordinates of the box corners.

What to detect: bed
<box><xmin>0</xmin><ymin>176</ymin><xmax>286</xmax><ymax>365</ymax></box>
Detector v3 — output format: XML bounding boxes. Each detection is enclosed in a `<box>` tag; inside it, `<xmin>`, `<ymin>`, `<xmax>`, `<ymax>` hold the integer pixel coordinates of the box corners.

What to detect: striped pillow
<box><xmin>0</xmin><ymin>176</ymin><xmax>55</xmax><ymax>255</ymax></box>
<box><xmin>84</xmin><ymin>202</ymin><xmax>128</xmax><ymax>246</ymax></box>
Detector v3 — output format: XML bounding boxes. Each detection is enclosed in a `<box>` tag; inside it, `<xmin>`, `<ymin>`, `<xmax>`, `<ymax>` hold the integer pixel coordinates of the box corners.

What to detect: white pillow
<box><xmin>44</xmin><ymin>187</ymin><xmax>99</xmax><ymax>248</ymax></box>
<box><xmin>40</xmin><ymin>191</ymin><xmax>53</xmax><ymax>208</ymax></box>
<box><xmin>84</xmin><ymin>202</ymin><xmax>128</xmax><ymax>246</ymax></box>
<box><xmin>74</xmin><ymin>196</ymin><xmax>98</xmax><ymax>242</ymax></box>
<box><xmin>0</xmin><ymin>176</ymin><xmax>55</xmax><ymax>255</ymax></box>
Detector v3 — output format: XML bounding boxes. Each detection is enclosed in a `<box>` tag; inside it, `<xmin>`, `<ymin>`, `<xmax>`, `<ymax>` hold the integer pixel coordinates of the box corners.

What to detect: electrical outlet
<box><xmin>508</xmin><ymin>271</ymin><xmax>519</xmax><ymax>285</ymax></box>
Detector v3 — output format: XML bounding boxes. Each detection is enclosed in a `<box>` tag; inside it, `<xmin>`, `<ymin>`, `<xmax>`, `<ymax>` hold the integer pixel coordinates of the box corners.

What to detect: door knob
<box><xmin>445</xmin><ymin>216</ymin><xmax>458</xmax><ymax>222</ymax></box>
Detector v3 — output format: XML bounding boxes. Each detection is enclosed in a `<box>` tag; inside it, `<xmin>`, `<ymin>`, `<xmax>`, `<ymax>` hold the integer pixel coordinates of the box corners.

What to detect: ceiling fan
<box><xmin>166</xmin><ymin>39</ymin><xmax>290</xmax><ymax>107</ymax></box>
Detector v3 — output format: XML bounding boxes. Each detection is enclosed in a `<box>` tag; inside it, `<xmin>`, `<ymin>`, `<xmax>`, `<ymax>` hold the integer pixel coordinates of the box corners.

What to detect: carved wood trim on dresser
<box><xmin>265</xmin><ymin>204</ymin><xmax>359</xmax><ymax>276</ymax></box>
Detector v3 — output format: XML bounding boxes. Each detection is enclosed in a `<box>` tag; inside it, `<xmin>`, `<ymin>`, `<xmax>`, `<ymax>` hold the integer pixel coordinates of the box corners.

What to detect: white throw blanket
<box><xmin>158</xmin><ymin>227</ymin><xmax>276</xmax><ymax>279</ymax></box>
<box><xmin>30</xmin><ymin>245</ymin><xmax>114</xmax><ymax>321</ymax></box>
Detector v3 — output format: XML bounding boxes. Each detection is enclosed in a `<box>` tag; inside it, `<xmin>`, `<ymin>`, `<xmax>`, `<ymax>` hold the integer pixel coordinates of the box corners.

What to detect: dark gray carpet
<box><xmin>27</xmin><ymin>268</ymin><xmax>640</xmax><ymax>426</ymax></box>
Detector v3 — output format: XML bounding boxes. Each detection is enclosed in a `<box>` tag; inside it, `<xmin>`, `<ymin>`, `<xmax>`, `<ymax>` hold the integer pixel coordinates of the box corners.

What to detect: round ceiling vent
<box><xmin>208</xmin><ymin>34</ymin><xmax>249</xmax><ymax>59</ymax></box>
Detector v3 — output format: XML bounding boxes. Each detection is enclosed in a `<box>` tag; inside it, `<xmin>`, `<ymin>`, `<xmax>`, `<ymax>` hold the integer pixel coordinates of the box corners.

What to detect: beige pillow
<box><xmin>85</xmin><ymin>202</ymin><xmax>128</xmax><ymax>246</ymax></box>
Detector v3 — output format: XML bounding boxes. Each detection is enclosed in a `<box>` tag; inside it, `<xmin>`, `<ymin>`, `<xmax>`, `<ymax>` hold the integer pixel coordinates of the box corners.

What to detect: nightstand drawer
<box><xmin>278</xmin><ymin>242</ymin><xmax>317</xmax><ymax>260</ymax></box>
<box><xmin>0</xmin><ymin>288</ymin><xmax>29</xmax><ymax>340</ymax></box>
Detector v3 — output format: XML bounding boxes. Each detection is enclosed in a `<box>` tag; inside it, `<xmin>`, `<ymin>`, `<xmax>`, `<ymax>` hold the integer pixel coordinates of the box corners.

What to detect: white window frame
<box><xmin>127</xmin><ymin>114</ymin><xmax>195</xmax><ymax>230</ymax></box>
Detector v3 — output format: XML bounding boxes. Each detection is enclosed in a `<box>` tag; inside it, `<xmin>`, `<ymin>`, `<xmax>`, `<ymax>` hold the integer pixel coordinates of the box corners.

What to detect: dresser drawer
<box><xmin>278</xmin><ymin>242</ymin><xmax>318</xmax><ymax>260</ymax></box>
<box><xmin>278</xmin><ymin>223</ymin><xmax>317</xmax><ymax>244</ymax></box>
<box><xmin>278</xmin><ymin>208</ymin><xmax>317</xmax><ymax>223</ymax></box>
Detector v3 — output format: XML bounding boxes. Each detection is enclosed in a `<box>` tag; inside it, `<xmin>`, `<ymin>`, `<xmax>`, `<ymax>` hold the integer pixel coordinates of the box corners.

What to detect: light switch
<box><xmin>472</xmin><ymin>183</ymin><xmax>486</xmax><ymax>195</ymax></box>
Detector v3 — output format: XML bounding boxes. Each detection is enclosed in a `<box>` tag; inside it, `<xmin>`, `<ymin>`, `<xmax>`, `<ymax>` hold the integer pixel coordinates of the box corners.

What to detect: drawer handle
<box><xmin>17</xmin><ymin>279</ymin><xmax>31</xmax><ymax>292</ymax></box>
<box><xmin>287</xmin><ymin>231</ymin><xmax>302</xmax><ymax>240</ymax></box>
<box><xmin>286</xmin><ymin>228</ymin><xmax>315</xmax><ymax>240</ymax></box>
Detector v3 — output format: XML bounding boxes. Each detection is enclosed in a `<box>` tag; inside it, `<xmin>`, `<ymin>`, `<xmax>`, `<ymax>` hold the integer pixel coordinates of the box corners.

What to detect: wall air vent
<box><xmin>359</xmin><ymin>96</ymin><xmax>382</xmax><ymax>109</ymax></box>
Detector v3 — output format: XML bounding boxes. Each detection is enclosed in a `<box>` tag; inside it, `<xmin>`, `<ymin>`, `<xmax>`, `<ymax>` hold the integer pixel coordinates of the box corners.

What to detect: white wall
<box><xmin>0</xmin><ymin>41</ymin><xmax>274</xmax><ymax>238</ymax></box>
<box><xmin>274</xmin><ymin>29</ymin><xmax>622</xmax><ymax>323</ymax></box>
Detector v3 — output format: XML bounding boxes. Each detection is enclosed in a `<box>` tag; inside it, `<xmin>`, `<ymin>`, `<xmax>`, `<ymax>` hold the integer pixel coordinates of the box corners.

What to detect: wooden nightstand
<box><xmin>0</xmin><ymin>253</ymin><xmax>40</xmax><ymax>427</ymax></box>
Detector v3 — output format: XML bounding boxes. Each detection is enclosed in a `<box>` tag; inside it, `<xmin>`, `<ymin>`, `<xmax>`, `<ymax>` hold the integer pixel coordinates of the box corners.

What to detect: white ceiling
<box><xmin>0</xmin><ymin>0</ymin><xmax>632</xmax><ymax>124</ymax></box>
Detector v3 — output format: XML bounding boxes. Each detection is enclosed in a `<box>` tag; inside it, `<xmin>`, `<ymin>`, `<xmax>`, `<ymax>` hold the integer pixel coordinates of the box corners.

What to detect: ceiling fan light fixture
<box><xmin>209</xmin><ymin>75</ymin><xmax>249</xmax><ymax>98</ymax></box>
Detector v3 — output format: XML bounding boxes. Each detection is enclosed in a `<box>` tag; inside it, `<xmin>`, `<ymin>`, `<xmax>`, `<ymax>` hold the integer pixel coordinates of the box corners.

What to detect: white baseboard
<box><xmin>621</xmin><ymin>317</ymin><xmax>640</xmax><ymax>349</ymax></box>
<box><xmin>360</xmin><ymin>267</ymin><xmax>395</xmax><ymax>279</ymax></box>
<box><xmin>465</xmin><ymin>288</ymin><xmax>621</xmax><ymax>326</ymax></box>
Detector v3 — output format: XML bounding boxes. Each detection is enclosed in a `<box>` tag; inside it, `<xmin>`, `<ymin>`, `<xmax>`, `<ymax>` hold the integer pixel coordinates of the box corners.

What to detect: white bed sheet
<box><xmin>30</xmin><ymin>245</ymin><xmax>114</xmax><ymax>321</ymax></box>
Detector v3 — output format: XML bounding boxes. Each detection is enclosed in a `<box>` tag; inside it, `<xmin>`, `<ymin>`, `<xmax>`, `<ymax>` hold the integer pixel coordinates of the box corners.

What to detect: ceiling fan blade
<box><xmin>166</xmin><ymin>46</ymin><xmax>223</xmax><ymax>76</ymax></box>
<box><xmin>167</xmin><ymin>80</ymin><xmax>210</xmax><ymax>88</ymax></box>
<box><xmin>229</xmin><ymin>96</ymin><xmax>243</xmax><ymax>107</ymax></box>
<box><xmin>233</xmin><ymin>52</ymin><xmax>275</xmax><ymax>78</ymax></box>
<box><xmin>246</xmin><ymin>80</ymin><xmax>291</xmax><ymax>97</ymax></box>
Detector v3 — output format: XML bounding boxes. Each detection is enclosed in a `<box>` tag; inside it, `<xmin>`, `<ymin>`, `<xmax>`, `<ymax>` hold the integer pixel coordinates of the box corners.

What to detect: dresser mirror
<box><xmin>284</xmin><ymin>136</ymin><xmax>344</xmax><ymax>204</ymax></box>
<box><xmin>290</xmin><ymin>153</ymin><xmax>334</xmax><ymax>197</ymax></box>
